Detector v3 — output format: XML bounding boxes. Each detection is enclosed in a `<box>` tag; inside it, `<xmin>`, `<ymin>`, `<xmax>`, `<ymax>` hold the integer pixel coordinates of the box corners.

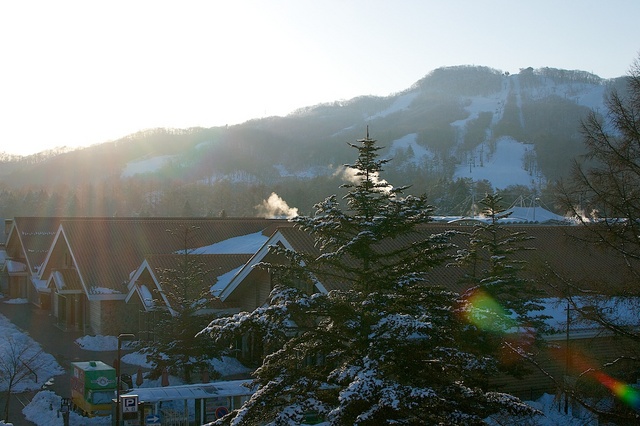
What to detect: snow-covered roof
<box><xmin>505</xmin><ymin>206</ymin><xmax>567</xmax><ymax>223</ymax></box>
<box><xmin>5</xmin><ymin>259</ymin><xmax>27</xmax><ymax>273</ymax></box>
<box><xmin>30</xmin><ymin>276</ymin><xmax>48</xmax><ymax>291</ymax></box>
<box><xmin>436</xmin><ymin>206</ymin><xmax>569</xmax><ymax>225</ymax></box>
<box><xmin>186</xmin><ymin>231</ymin><xmax>270</xmax><ymax>255</ymax></box>
<box><xmin>51</xmin><ymin>270</ymin><xmax>65</xmax><ymax>290</ymax></box>
<box><xmin>219</xmin><ymin>229</ymin><xmax>299</xmax><ymax>301</ymax></box>
<box><xmin>121</xmin><ymin>380</ymin><xmax>254</xmax><ymax>403</ymax></box>
<box><xmin>211</xmin><ymin>266</ymin><xmax>244</xmax><ymax>296</ymax></box>
<box><xmin>39</xmin><ymin>217</ymin><xmax>288</xmax><ymax>301</ymax></box>
<box><xmin>138</xmin><ymin>284</ymin><xmax>155</xmax><ymax>308</ymax></box>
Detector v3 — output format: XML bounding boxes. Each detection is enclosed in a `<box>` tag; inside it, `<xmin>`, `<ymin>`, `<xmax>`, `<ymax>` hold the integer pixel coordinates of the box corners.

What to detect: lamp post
<box><xmin>116</xmin><ymin>333</ymin><xmax>135</xmax><ymax>426</ymax></box>
<box><xmin>60</xmin><ymin>397</ymin><xmax>71</xmax><ymax>426</ymax></box>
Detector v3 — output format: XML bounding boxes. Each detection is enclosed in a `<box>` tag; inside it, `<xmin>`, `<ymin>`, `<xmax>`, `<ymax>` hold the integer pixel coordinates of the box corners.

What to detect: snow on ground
<box><xmin>539</xmin><ymin>296</ymin><xmax>640</xmax><ymax>334</ymax></box>
<box><xmin>366</xmin><ymin>91</ymin><xmax>419</xmax><ymax>120</ymax></box>
<box><xmin>208</xmin><ymin>356</ymin><xmax>252</xmax><ymax>377</ymax></box>
<box><xmin>453</xmin><ymin>136</ymin><xmax>537</xmax><ymax>189</ymax></box>
<box><xmin>75</xmin><ymin>335</ymin><xmax>135</xmax><ymax>351</ymax></box>
<box><xmin>451</xmin><ymin>80</ymin><xmax>510</xmax><ymax>142</ymax></box>
<box><xmin>75</xmin><ymin>334</ymin><xmax>251</xmax><ymax>378</ymax></box>
<box><xmin>3</xmin><ymin>317</ymin><xmax>609</xmax><ymax>425</ymax></box>
<box><xmin>120</xmin><ymin>349</ymin><xmax>251</xmax><ymax>379</ymax></box>
<box><xmin>527</xmin><ymin>78</ymin><xmax>606</xmax><ymax>112</ymax></box>
<box><xmin>19</xmin><ymin>390</ymin><xmax>598</xmax><ymax>426</ymax></box>
<box><xmin>24</xmin><ymin>391</ymin><xmax>110</xmax><ymax>426</ymax></box>
<box><xmin>388</xmin><ymin>133</ymin><xmax>433</xmax><ymax>166</ymax></box>
<box><xmin>0</xmin><ymin>314</ymin><xmax>63</xmax><ymax>393</ymax></box>
<box><xmin>120</xmin><ymin>349</ymin><xmax>153</xmax><ymax>369</ymax></box>
<box><xmin>121</xmin><ymin>155</ymin><xmax>175</xmax><ymax>178</ymax></box>
<box><xmin>3</xmin><ymin>297</ymin><xmax>28</xmax><ymax>305</ymax></box>
<box><xmin>487</xmin><ymin>393</ymin><xmax>597</xmax><ymax>425</ymax></box>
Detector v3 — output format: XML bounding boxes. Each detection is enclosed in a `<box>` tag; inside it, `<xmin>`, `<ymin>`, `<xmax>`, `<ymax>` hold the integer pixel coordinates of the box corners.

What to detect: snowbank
<box><xmin>23</xmin><ymin>391</ymin><xmax>110</xmax><ymax>426</ymax></box>
<box><xmin>0</xmin><ymin>314</ymin><xmax>63</xmax><ymax>393</ymax></box>
<box><xmin>75</xmin><ymin>335</ymin><xmax>136</xmax><ymax>351</ymax></box>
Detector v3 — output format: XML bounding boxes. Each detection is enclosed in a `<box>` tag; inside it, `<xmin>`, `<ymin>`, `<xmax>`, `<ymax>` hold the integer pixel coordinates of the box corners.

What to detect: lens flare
<box><xmin>594</xmin><ymin>371</ymin><xmax>640</xmax><ymax>411</ymax></box>
<box><xmin>463</xmin><ymin>290</ymin><xmax>640</xmax><ymax>412</ymax></box>
<box><xmin>463</xmin><ymin>289</ymin><xmax>512</xmax><ymax>332</ymax></box>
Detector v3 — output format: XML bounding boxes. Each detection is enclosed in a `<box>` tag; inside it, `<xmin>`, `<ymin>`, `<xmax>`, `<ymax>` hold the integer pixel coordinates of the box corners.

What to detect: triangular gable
<box><xmin>218</xmin><ymin>228</ymin><xmax>328</xmax><ymax>302</ymax></box>
<box><xmin>46</xmin><ymin>269</ymin><xmax>83</xmax><ymax>294</ymax></box>
<box><xmin>5</xmin><ymin>217</ymin><xmax>61</xmax><ymax>276</ymax></box>
<box><xmin>39</xmin><ymin>224</ymin><xmax>104</xmax><ymax>301</ymax></box>
<box><xmin>124</xmin><ymin>259</ymin><xmax>171</xmax><ymax>312</ymax></box>
<box><xmin>126</xmin><ymin>254</ymin><xmax>252</xmax><ymax>313</ymax></box>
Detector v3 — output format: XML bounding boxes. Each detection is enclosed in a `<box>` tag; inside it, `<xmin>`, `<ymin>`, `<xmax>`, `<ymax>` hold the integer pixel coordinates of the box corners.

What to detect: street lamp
<box><xmin>116</xmin><ymin>333</ymin><xmax>135</xmax><ymax>426</ymax></box>
<box><xmin>60</xmin><ymin>397</ymin><xmax>71</xmax><ymax>426</ymax></box>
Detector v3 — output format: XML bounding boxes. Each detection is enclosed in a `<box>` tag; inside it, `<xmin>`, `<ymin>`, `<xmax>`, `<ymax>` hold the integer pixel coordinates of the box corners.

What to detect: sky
<box><xmin>1</xmin><ymin>1</ymin><xmax>639</xmax><ymax>156</ymax></box>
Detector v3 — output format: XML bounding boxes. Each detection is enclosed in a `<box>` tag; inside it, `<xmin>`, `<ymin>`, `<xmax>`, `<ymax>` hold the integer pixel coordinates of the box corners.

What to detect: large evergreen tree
<box><xmin>455</xmin><ymin>193</ymin><xmax>547</xmax><ymax>376</ymax></box>
<box><xmin>202</xmin><ymin>133</ymin><xmax>534</xmax><ymax>425</ymax></box>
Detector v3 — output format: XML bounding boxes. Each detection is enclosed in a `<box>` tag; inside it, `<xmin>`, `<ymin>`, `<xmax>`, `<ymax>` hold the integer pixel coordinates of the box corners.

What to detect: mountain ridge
<box><xmin>0</xmin><ymin>65</ymin><xmax>628</xmax><ymax>218</ymax></box>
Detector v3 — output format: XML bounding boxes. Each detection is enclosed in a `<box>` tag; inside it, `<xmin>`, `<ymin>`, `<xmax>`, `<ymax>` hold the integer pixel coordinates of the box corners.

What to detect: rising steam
<box><xmin>256</xmin><ymin>192</ymin><xmax>299</xmax><ymax>218</ymax></box>
<box><xmin>335</xmin><ymin>166</ymin><xmax>391</xmax><ymax>193</ymax></box>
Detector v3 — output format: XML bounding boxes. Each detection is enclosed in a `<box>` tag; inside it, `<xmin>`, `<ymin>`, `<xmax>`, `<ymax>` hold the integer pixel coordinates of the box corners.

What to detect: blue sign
<box><xmin>146</xmin><ymin>414</ymin><xmax>161</xmax><ymax>425</ymax></box>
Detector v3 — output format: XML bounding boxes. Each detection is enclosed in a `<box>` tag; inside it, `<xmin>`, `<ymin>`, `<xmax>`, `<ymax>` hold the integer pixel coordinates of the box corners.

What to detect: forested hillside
<box><xmin>0</xmin><ymin>65</ymin><xmax>625</xmax><ymax>220</ymax></box>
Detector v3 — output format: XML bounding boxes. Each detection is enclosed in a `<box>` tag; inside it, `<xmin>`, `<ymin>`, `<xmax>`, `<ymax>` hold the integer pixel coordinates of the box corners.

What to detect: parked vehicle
<box><xmin>70</xmin><ymin>360</ymin><xmax>117</xmax><ymax>417</ymax></box>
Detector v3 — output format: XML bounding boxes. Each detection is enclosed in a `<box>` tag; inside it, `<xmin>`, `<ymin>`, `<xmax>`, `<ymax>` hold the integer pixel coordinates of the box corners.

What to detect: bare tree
<box><xmin>556</xmin><ymin>55</ymin><xmax>640</xmax><ymax>423</ymax></box>
<box><xmin>559</xmin><ymin>55</ymin><xmax>640</xmax><ymax>273</ymax></box>
<box><xmin>0</xmin><ymin>335</ymin><xmax>48</xmax><ymax>422</ymax></box>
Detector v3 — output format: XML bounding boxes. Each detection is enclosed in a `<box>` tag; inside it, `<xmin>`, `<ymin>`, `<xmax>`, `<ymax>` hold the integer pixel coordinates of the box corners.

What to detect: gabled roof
<box><xmin>220</xmin><ymin>223</ymin><xmax>638</xmax><ymax>301</ymax></box>
<box><xmin>125</xmin><ymin>258</ymin><xmax>164</xmax><ymax>310</ymax></box>
<box><xmin>126</xmin><ymin>253</ymin><xmax>251</xmax><ymax>312</ymax></box>
<box><xmin>38</xmin><ymin>217</ymin><xmax>289</xmax><ymax>300</ymax></box>
<box><xmin>219</xmin><ymin>228</ymin><xmax>304</xmax><ymax>301</ymax></box>
<box><xmin>5</xmin><ymin>217</ymin><xmax>61</xmax><ymax>275</ymax></box>
<box><xmin>47</xmin><ymin>269</ymin><xmax>83</xmax><ymax>294</ymax></box>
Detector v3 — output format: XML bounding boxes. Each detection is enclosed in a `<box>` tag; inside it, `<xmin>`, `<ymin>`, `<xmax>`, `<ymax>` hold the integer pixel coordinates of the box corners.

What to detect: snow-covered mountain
<box><xmin>0</xmin><ymin>65</ymin><xmax>626</xmax><ymax>217</ymax></box>
<box><xmin>155</xmin><ymin>66</ymin><xmax>613</xmax><ymax>193</ymax></box>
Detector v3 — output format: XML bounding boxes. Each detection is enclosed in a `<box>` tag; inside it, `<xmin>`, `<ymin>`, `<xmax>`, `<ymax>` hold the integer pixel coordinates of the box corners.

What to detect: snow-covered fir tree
<box><xmin>455</xmin><ymin>193</ymin><xmax>548</xmax><ymax>376</ymax></box>
<box><xmin>202</xmin><ymin>133</ymin><xmax>536</xmax><ymax>425</ymax></box>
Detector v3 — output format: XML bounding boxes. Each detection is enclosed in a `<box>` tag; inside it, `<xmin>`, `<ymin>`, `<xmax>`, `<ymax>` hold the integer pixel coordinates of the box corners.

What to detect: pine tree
<box><xmin>203</xmin><ymin>133</ymin><xmax>535</xmax><ymax>425</ymax></box>
<box><xmin>455</xmin><ymin>193</ymin><xmax>547</xmax><ymax>374</ymax></box>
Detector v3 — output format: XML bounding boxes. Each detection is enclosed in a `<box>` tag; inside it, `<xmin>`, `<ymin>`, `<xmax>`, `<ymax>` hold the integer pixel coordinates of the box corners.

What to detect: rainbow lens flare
<box><xmin>463</xmin><ymin>289</ymin><xmax>512</xmax><ymax>332</ymax></box>
<box><xmin>593</xmin><ymin>371</ymin><xmax>640</xmax><ymax>411</ymax></box>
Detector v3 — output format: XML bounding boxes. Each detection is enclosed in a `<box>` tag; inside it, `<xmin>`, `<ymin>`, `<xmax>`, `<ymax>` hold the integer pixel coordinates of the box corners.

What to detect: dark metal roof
<box><xmin>143</xmin><ymin>253</ymin><xmax>252</xmax><ymax>309</ymax></box>
<box><xmin>58</xmin><ymin>217</ymin><xmax>290</xmax><ymax>295</ymax></box>
<box><xmin>267</xmin><ymin>224</ymin><xmax>637</xmax><ymax>296</ymax></box>
<box><xmin>8</xmin><ymin>217</ymin><xmax>62</xmax><ymax>273</ymax></box>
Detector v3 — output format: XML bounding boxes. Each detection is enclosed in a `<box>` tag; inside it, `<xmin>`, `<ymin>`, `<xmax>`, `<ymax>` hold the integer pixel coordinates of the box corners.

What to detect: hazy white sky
<box><xmin>1</xmin><ymin>0</ymin><xmax>639</xmax><ymax>156</ymax></box>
